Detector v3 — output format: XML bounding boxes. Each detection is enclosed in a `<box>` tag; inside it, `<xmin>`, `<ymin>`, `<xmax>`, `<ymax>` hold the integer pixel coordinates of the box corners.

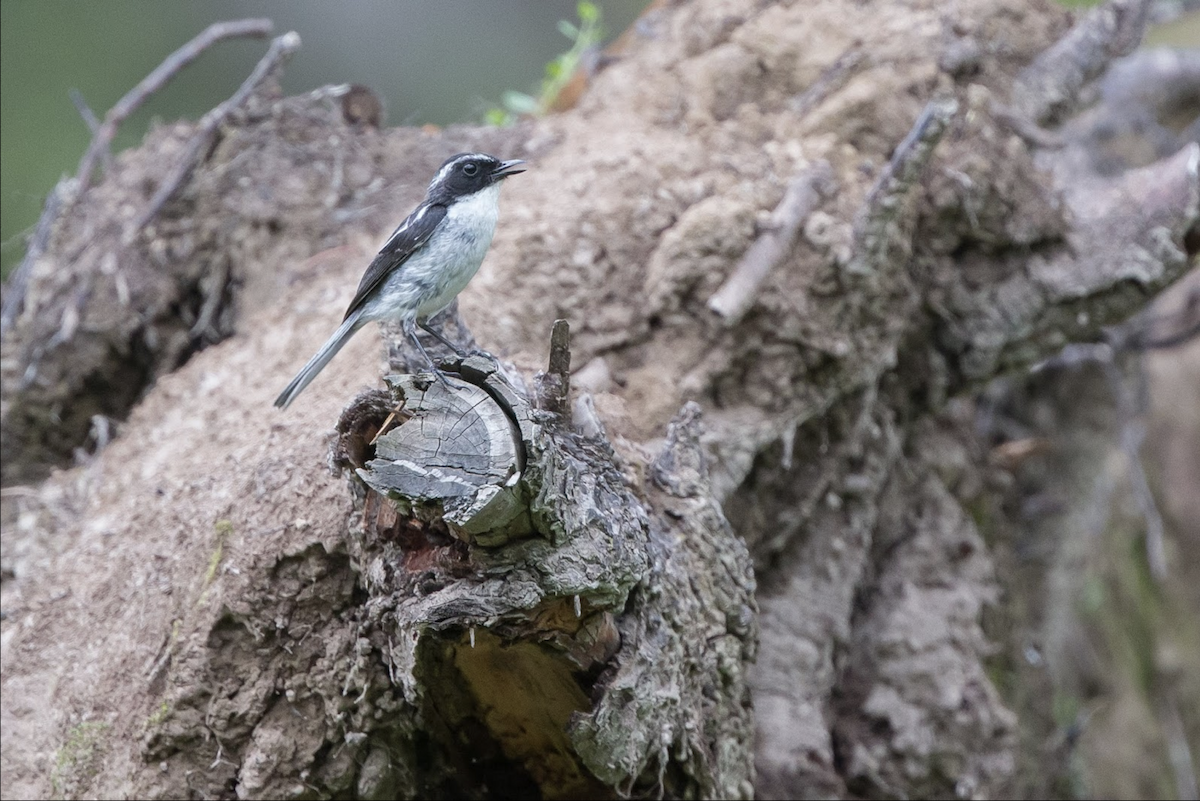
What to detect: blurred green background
<box><xmin>0</xmin><ymin>0</ymin><xmax>649</xmax><ymax>279</ymax></box>
<box><xmin>3</xmin><ymin>2</ymin><xmax>1196</xmax><ymax>282</ymax></box>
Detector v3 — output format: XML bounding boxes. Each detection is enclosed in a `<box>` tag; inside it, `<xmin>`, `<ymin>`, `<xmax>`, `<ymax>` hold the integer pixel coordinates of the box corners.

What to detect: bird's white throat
<box><xmin>446</xmin><ymin>182</ymin><xmax>502</xmax><ymax>232</ymax></box>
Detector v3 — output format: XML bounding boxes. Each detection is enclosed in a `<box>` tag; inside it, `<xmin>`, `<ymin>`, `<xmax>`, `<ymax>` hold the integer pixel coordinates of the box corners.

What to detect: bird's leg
<box><xmin>418</xmin><ymin>320</ymin><xmax>468</xmax><ymax>358</ymax></box>
<box><xmin>405</xmin><ymin>320</ymin><xmax>452</xmax><ymax>388</ymax></box>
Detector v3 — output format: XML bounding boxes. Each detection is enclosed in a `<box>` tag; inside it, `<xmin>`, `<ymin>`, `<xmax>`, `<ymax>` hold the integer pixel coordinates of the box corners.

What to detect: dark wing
<box><xmin>342</xmin><ymin>202</ymin><xmax>448</xmax><ymax>320</ymax></box>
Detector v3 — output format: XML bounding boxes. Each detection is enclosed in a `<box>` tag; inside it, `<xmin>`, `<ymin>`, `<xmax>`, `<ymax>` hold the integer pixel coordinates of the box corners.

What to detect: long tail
<box><xmin>274</xmin><ymin>313</ymin><xmax>363</xmax><ymax>409</ymax></box>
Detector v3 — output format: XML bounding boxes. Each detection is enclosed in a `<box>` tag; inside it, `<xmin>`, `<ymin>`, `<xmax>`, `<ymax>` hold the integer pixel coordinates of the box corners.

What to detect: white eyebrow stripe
<box><xmin>429</xmin><ymin>153</ymin><xmax>495</xmax><ymax>189</ymax></box>
<box><xmin>432</xmin><ymin>163</ymin><xmax>455</xmax><ymax>187</ymax></box>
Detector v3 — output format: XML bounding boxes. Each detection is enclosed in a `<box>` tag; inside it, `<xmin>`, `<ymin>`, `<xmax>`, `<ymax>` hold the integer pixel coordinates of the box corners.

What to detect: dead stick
<box><xmin>845</xmin><ymin>95</ymin><xmax>957</xmax><ymax>276</ymax></box>
<box><xmin>1</xmin><ymin>184</ymin><xmax>65</xmax><ymax>332</ymax></box>
<box><xmin>2</xmin><ymin>19</ymin><xmax>274</xmax><ymax>333</ymax></box>
<box><xmin>707</xmin><ymin>163</ymin><xmax>832</xmax><ymax>325</ymax></box>
<box><xmin>991</xmin><ymin>103</ymin><xmax>1065</xmax><ymax>150</ymax></box>
<box><xmin>1161</xmin><ymin>694</ymin><xmax>1199</xmax><ymax>801</ymax></box>
<box><xmin>76</xmin><ymin>18</ymin><xmax>274</xmax><ymax>193</ymax></box>
<box><xmin>1031</xmin><ymin>340</ymin><xmax>1170</xmax><ymax>583</ymax></box>
<box><xmin>69</xmin><ymin>89</ymin><xmax>102</xmax><ymax>136</ymax></box>
<box><xmin>1102</xmin><ymin>356</ymin><xmax>1168</xmax><ymax>583</ymax></box>
<box><xmin>1119</xmin><ymin>286</ymin><xmax>1200</xmax><ymax>352</ymax></box>
<box><xmin>536</xmin><ymin>319</ymin><xmax>572</xmax><ymax>416</ymax></box>
<box><xmin>70</xmin><ymin>89</ymin><xmax>113</xmax><ymax>176</ymax></box>
<box><xmin>790</xmin><ymin>48</ymin><xmax>863</xmax><ymax>117</ymax></box>
<box><xmin>1011</xmin><ymin>0</ymin><xmax>1151</xmax><ymax>125</ymax></box>
<box><xmin>124</xmin><ymin>30</ymin><xmax>301</xmax><ymax>242</ymax></box>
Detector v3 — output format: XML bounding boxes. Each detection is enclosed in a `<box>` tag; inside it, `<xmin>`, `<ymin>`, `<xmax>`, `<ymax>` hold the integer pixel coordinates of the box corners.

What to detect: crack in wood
<box><xmin>360</xmin><ymin>356</ymin><xmax>535</xmax><ymax>545</ymax></box>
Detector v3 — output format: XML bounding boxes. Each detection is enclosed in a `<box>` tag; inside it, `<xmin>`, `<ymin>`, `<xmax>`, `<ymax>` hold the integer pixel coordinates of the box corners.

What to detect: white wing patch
<box><xmin>383</xmin><ymin>205</ymin><xmax>429</xmax><ymax>251</ymax></box>
<box><xmin>383</xmin><ymin>221</ymin><xmax>409</xmax><ymax>251</ymax></box>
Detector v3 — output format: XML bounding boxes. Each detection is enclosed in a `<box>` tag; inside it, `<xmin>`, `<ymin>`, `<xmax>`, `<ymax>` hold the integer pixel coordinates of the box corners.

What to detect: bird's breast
<box><xmin>386</xmin><ymin>187</ymin><xmax>501</xmax><ymax>320</ymax></box>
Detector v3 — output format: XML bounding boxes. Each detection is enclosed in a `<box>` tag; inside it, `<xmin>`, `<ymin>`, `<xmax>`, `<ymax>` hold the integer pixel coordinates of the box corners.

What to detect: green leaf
<box><xmin>481</xmin><ymin>0</ymin><xmax>604</xmax><ymax>125</ymax></box>
<box><xmin>484</xmin><ymin>108</ymin><xmax>513</xmax><ymax>127</ymax></box>
<box><xmin>502</xmin><ymin>91</ymin><xmax>540</xmax><ymax>115</ymax></box>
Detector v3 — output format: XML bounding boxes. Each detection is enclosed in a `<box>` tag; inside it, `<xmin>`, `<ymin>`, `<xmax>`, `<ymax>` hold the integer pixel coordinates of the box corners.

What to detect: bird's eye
<box><xmin>462</xmin><ymin>162</ymin><xmax>479</xmax><ymax>177</ymax></box>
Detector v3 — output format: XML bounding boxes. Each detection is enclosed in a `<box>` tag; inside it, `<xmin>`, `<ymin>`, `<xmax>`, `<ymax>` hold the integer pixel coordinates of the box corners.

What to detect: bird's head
<box><xmin>427</xmin><ymin>153</ymin><xmax>525</xmax><ymax>204</ymax></box>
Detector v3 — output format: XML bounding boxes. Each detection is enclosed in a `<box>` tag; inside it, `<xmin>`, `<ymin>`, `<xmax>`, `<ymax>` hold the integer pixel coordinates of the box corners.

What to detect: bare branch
<box><xmin>1030</xmin><ymin>342</ymin><xmax>1113</xmax><ymax>373</ymax></box>
<box><xmin>946</xmin><ymin>143</ymin><xmax>1199</xmax><ymax>383</ymax></box>
<box><xmin>75</xmin><ymin>18</ymin><xmax>274</xmax><ymax>192</ymax></box>
<box><xmin>1032</xmin><ymin>338</ymin><xmax>1169</xmax><ymax>582</ymax></box>
<box><xmin>1</xmin><ymin>19</ymin><xmax>275</xmax><ymax>335</ymax></box>
<box><xmin>1102</xmin><ymin>356</ymin><xmax>1167</xmax><ymax>582</ymax></box>
<box><xmin>1022</xmin><ymin>269</ymin><xmax>1199</xmax><ymax>584</ymax></box>
<box><xmin>1118</xmin><ymin>285</ymin><xmax>1200</xmax><ymax>352</ymax></box>
<box><xmin>69</xmin><ymin>89</ymin><xmax>102</xmax><ymax>136</ymax></box>
<box><xmin>125</xmin><ymin>31</ymin><xmax>301</xmax><ymax>242</ymax></box>
<box><xmin>188</xmin><ymin>258</ymin><xmax>231</xmax><ymax>343</ymax></box>
<box><xmin>707</xmin><ymin>164</ymin><xmax>833</xmax><ymax>324</ymax></box>
<box><xmin>991</xmin><ymin>103</ymin><xmax>1065</xmax><ymax>150</ymax></box>
<box><xmin>0</xmin><ymin>183</ymin><xmax>67</xmax><ymax>333</ymax></box>
<box><xmin>790</xmin><ymin>47</ymin><xmax>863</xmax><ymax>117</ymax></box>
<box><xmin>1011</xmin><ymin>0</ymin><xmax>1152</xmax><ymax>125</ymax></box>
<box><xmin>1161</xmin><ymin>694</ymin><xmax>1199</xmax><ymax>801</ymax></box>
<box><xmin>845</xmin><ymin>95</ymin><xmax>958</xmax><ymax>276</ymax></box>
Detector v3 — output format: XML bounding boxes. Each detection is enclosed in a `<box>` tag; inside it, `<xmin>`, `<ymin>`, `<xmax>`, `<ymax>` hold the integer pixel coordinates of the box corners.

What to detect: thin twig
<box><xmin>1032</xmin><ymin>335</ymin><xmax>1170</xmax><ymax>583</ymax></box>
<box><xmin>1</xmin><ymin>183</ymin><xmax>66</xmax><ymax>332</ymax></box>
<box><xmin>707</xmin><ymin>163</ymin><xmax>833</xmax><ymax>324</ymax></box>
<box><xmin>75</xmin><ymin>18</ymin><xmax>274</xmax><ymax>193</ymax></box>
<box><xmin>790</xmin><ymin>48</ymin><xmax>863</xmax><ymax>117</ymax></box>
<box><xmin>2</xmin><ymin>19</ymin><xmax>275</xmax><ymax>334</ymax></box>
<box><xmin>1030</xmin><ymin>342</ymin><xmax>1113</xmax><ymax>373</ymax></box>
<box><xmin>991</xmin><ymin>103</ymin><xmax>1065</xmax><ymax>150</ymax></box>
<box><xmin>1119</xmin><ymin>285</ymin><xmax>1200</xmax><ymax>352</ymax></box>
<box><xmin>1102</xmin><ymin>353</ymin><xmax>1168</xmax><ymax>582</ymax></box>
<box><xmin>845</xmin><ymin>95</ymin><xmax>958</xmax><ymax>276</ymax></box>
<box><xmin>68</xmin><ymin>88</ymin><xmax>114</xmax><ymax>199</ymax></box>
<box><xmin>1033</xmin><ymin>286</ymin><xmax>1200</xmax><ymax>366</ymax></box>
<box><xmin>125</xmin><ymin>30</ymin><xmax>301</xmax><ymax>242</ymax></box>
<box><xmin>69</xmin><ymin>89</ymin><xmax>102</xmax><ymax>135</ymax></box>
<box><xmin>1161</xmin><ymin>694</ymin><xmax>1199</xmax><ymax>801</ymax></box>
<box><xmin>1011</xmin><ymin>0</ymin><xmax>1152</xmax><ymax>125</ymax></box>
<box><xmin>188</xmin><ymin>257</ymin><xmax>231</xmax><ymax>342</ymax></box>
<box><xmin>0</xmin><ymin>486</ymin><xmax>41</xmax><ymax>498</ymax></box>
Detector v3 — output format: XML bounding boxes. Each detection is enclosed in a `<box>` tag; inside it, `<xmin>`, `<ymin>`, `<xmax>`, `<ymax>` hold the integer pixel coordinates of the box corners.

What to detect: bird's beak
<box><xmin>492</xmin><ymin>159</ymin><xmax>526</xmax><ymax>181</ymax></box>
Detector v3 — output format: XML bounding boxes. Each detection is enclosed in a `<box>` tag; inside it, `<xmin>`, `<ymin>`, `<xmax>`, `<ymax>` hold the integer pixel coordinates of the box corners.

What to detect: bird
<box><xmin>274</xmin><ymin>152</ymin><xmax>525</xmax><ymax>409</ymax></box>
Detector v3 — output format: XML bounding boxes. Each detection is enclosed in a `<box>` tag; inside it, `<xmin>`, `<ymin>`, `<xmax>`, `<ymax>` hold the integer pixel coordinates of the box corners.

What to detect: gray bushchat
<box><xmin>274</xmin><ymin>152</ymin><xmax>525</xmax><ymax>409</ymax></box>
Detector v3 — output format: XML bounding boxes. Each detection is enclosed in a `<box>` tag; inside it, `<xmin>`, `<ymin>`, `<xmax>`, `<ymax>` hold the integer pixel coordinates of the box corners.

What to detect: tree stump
<box><xmin>328</xmin><ymin>339</ymin><xmax>757</xmax><ymax>798</ymax></box>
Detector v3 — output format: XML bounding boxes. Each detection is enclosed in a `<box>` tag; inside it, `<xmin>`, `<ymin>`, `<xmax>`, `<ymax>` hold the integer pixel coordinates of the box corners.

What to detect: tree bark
<box><xmin>2</xmin><ymin>0</ymin><xmax>1197</xmax><ymax>799</ymax></box>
